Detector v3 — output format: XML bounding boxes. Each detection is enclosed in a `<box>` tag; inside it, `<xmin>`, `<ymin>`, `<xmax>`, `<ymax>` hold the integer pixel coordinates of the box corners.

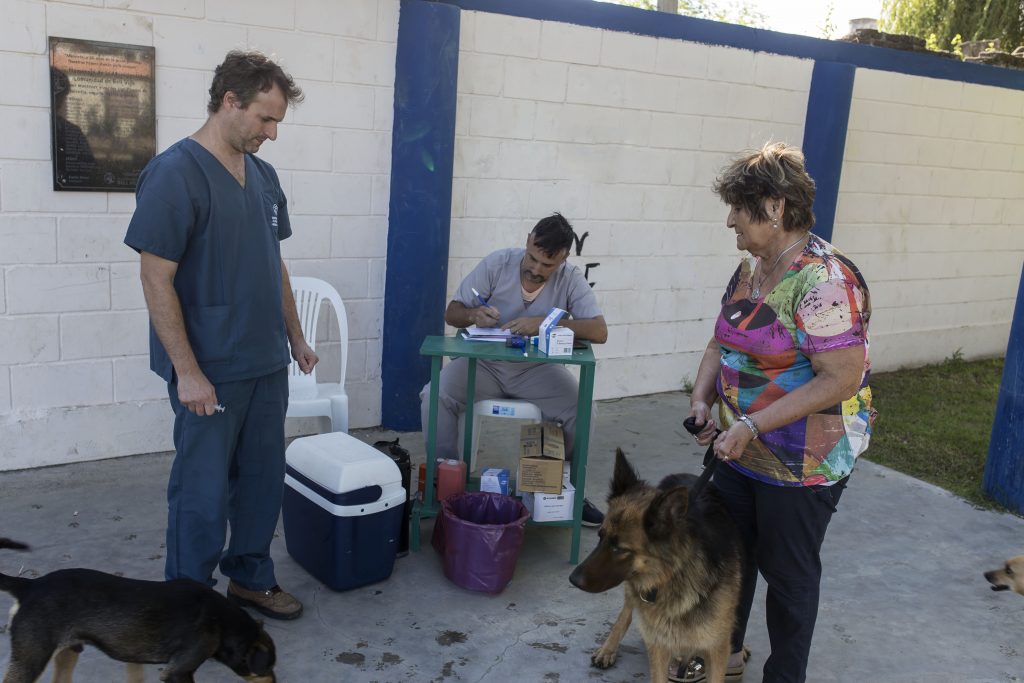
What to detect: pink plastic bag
<box><xmin>431</xmin><ymin>492</ymin><xmax>529</xmax><ymax>594</ymax></box>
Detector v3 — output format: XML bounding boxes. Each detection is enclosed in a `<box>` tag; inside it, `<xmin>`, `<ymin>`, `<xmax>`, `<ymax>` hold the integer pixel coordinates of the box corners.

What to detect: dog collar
<box><xmin>639</xmin><ymin>587</ymin><xmax>658</xmax><ymax>603</ymax></box>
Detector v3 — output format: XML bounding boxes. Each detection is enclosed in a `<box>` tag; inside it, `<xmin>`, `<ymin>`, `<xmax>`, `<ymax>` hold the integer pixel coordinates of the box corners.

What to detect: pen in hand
<box><xmin>470</xmin><ymin>287</ymin><xmax>499</xmax><ymax>327</ymax></box>
<box><xmin>471</xmin><ymin>287</ymin><xmax>489</xmax><ymax>308</ymax></box>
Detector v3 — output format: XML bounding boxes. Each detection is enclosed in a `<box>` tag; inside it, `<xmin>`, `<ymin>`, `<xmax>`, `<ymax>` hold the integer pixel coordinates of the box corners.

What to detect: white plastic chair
<box><xmin>457</xmin><ymin>399</ymin><xmax>543</xmax><ymax>472</ymax></box>
<box><xmin>286</xmin><ymin>277</ymin><xmax>349</xmax><ymax>433</ymax></box>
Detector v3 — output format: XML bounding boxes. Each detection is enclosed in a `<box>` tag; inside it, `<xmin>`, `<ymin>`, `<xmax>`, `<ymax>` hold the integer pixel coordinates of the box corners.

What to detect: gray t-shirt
<box><xmin>455</xmin><ymin>247</ymin><xmax>602</xmax><ymax>324</ymax></box>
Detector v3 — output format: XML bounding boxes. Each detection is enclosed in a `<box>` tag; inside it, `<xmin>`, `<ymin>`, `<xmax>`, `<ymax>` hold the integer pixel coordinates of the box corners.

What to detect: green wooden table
<box><xmin>411</xmin><ymin>334</ymin><xmax>597</xmax><ymax>564</ymax></box>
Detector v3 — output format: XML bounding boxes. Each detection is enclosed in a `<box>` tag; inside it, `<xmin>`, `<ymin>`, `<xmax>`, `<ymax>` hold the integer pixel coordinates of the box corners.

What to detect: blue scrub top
<box><xmin>124</xmin><ymin>138</ymin><xmax>292</xmax><ymax>384</ymax></box>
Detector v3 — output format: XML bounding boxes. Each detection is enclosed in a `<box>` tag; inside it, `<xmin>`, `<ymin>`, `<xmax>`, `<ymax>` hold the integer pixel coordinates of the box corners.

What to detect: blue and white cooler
<box><xmin>283</xmin><ymin>433</ymin><xmax>406</xmax><ymax>591</ymax></box>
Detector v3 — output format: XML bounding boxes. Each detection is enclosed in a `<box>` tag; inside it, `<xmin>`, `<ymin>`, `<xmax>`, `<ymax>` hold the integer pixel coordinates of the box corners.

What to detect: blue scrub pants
<box><xmin>165</xmin><ymin>368</ymin><xmax>288</xmax><ymax>590</ymax></box>
<box><xmin>714</xmin><ymin>463</ymin><xmax>848</xmax><ymax>683</ymax></box>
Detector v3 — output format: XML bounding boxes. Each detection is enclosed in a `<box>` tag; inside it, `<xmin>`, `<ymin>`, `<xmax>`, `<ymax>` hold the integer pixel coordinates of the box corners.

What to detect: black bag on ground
<box><xmin>373</xmin><ymin>437</ymin><xmax>411</xmax><ymax>557</ymax></box>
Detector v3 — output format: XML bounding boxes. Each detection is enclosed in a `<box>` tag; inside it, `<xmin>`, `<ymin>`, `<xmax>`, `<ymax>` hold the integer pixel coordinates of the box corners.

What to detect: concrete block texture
<box><xmin>600</xmin><ymin>28</ymin><xmax>657</xmax><ymax>72</ymax></box>
<box><xmin>6</xmin><ymin>264</ymin><xmax>109</xmax><ymax>314</ymax></box>
<box><xmin>152</xmin><ymin>17</ymin><xmax>246</xmax><ymax>70</ymax></box>
<box><xmin>46</xmin><ymin>3</ymin><xmax>153</xmax><ymax>46</ymax></box>
<box><xmin>296</xmin><ymin>0</ymin><xmax>378</xmax><ymax>39</ymax></box>
<box><xmin>12</xmin><ymin>360</ymin><xmax>113</xmax><ymax>410</ymax></box>
<box><xmin>503</xmin><ymin>57</ymin><xmax>568</xmax><ymax>103</ymax></box>
<box><xmin>0</xmin><ymin>52</ymin><xmax>50</xmax><ymax>107</ymax></box>
<box><xmin>0</xmin><ymin>315</ymin><xmax>59</xmax><ymax>365</ymax></box>
<box><xmin>247</xmin><ymin>28</ymin><xmax>334</xmax><ymax>83</ymax></box>
<box><xmin>0</xmin><ymin>216</ymin><xmax>57</xmax><ymax>264</ymax></box>
<box><xmin>472</xmin><ymin>12</ymin><xmax>540</xmax><ymax>58</ymax></box>
<box><xmin>113</xmin><ymin>356</ymin><xmax>166</xmax><ymax>402</ymax></box>
<box><xmin>1</xmin><ymin>162</ymin><xmax>108</xmax><ymax>213</ymax></box>
<box><xmin>0</xmin><ymin>1</ymin><xmax>1021</xmax><ymax>470</ymax></box>
<box><xmin>58</xmin><ymin>216</ymin><xmax>133</xmax><ymax>263</ymax></box>
<box><xmin>206</xmin><ymin>0</ymin><xmax>295</xmax><ymax>30</ymax></box>
<box><xmin>106</xmin><ymin>0</ymin><xmax>203</xmax><ymax>18</ymax></box>
<box><xmin>0</xmin><ymin>106</ymin><xmax>50</xmax><ymax>160</ymax></box>
<box><xmin>0</xmin><ymin>366</ymin><xmax>9</xmax><ymax>415</ymax></box>
<box><xmin>0</xmin><ymin>0</ymin><xmax>399</xmax><ymax>466</ymax></box>
<box><xmin>540</xmin><ymin>20</ymin><xmax>601</xmax><ymax>65</ymax></box>
<box><xmin>2</xmin><ymin>0</ymin><xmax>46</xmax><ymax>54</ymax></box>
<box><xmin>60</xmin><ymin>311</ymin><xmax>150</xmax><ymax>361</ymax></box>
<box><xmin>0</xmin><ymin>400</ymin><xmax>172</xmax><ymax>469</ymax></box>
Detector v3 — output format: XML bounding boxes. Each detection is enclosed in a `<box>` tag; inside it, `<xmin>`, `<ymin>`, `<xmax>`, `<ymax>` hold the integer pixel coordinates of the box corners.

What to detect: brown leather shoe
<box><xmin>227</xmin><ymin>581</ymin><xmax>303</xmax><ymax>620</ymax></box>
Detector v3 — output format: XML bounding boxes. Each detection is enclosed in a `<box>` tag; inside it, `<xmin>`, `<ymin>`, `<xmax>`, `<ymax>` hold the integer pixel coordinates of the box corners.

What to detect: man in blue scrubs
<box><xmin>125</xmin><ymin>51</ymin><xmax>317</xmax><ymax>620</ymax></box>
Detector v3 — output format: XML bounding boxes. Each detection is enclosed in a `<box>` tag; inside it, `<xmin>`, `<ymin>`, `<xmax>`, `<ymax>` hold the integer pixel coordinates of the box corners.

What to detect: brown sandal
<box><xmin>668</xmin><ymin>645</ymin><xmax>751</xmax><ymax>683</ymax></box>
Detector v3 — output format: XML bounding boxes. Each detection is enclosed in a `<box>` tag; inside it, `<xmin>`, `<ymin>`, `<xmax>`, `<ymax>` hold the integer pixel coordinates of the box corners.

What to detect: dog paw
<box><xmin>591</xmin><ymin>649</ymin><xmax>618</xmax><ymax>669</ymax></box>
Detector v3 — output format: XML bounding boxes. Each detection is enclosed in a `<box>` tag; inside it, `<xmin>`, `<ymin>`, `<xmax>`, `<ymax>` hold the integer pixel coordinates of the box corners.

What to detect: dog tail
<box><xmin>0</xmin><ymin>538</ymin><xmax>32</xmax><ymax>596</ymax></box>
<box><xmin>0</xmin><ymin>539</ymin><xmax>30</xmax><ymax>552</ymax></box>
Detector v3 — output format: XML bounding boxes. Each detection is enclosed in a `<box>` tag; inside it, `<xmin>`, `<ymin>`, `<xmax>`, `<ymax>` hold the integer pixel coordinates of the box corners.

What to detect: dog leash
<box><xmin>682</xmin><ymin>416</ymin><xmax>721</xmax><ymax>500</ymax></box>
<box><xmin>637</xmin><ymin>418</ymin><xmax>721</xmax><ymax>606</ymax></box>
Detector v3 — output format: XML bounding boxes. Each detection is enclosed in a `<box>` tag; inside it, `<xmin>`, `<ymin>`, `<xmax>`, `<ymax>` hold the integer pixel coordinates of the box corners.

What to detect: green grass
<box><xmin>864</xmin><ymin>354</ymin><xmax>1005</xmax><ymax>510</ymax></box>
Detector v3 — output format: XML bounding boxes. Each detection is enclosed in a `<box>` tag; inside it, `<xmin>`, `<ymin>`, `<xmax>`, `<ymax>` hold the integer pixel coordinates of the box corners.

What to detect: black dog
<box><xmin>0</xmin><ymin>538</ymin><xmax>276</xmax><ymax>683</ymax></box>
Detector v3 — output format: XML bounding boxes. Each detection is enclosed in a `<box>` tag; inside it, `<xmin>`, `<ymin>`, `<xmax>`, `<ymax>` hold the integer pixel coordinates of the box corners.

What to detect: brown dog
<box><xmin>1</xmin><ymin>538</ymin><xmax>276</xmax><ymax>683</ymax></box>
<box><xmin>985</xmin><ymin>555</ymin><xmax>1024</xmax><ymax>595</ymax></box>
<box><xmin>569</xmin><ymin>449</ymin><xmax>743</xmax><ymax>683</ymax></box>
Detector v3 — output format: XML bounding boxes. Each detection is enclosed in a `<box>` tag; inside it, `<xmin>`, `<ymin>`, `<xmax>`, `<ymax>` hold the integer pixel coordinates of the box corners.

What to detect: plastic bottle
<box><xmin>437</xmin><ymin>459</ymin><xmax>467</xmax><ymax>501</ymax></box>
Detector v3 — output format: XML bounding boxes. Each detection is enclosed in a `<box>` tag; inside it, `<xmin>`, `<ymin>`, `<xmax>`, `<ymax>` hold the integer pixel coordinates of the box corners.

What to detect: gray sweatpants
<box><xmin>419</xmin><ymin>358</ymin><xmax>594</xmax><ymax>465</ymax></box>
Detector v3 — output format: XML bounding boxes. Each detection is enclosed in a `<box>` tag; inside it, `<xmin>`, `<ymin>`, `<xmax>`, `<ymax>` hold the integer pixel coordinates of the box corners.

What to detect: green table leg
<box><xmin>461</xmin><ymin>359</ymin><xmax>477</xmax><ymax>472</ymax></box>
<box><xmin>411</xmin><ymin>355</ymin><xmax>443</xmax><ymax>552</ymax></box>
<box><xmin>569</xmin><ymin>364</ymin><xmax>596</xmax><ymax>564</ymax></box>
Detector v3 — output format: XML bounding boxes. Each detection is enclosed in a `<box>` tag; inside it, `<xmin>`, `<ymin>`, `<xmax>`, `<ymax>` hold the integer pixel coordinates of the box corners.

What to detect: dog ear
<box><xmin>643</xmin><ymin>485</ymin><xmax>690</xmax><ymax>541</ymax></box>
<box><xmin>609</xmin><ymin>448</ymin><xmax>641</xmax><ymax>499</ymax></box>
<box><xmin>247</xmin><ymin>641</ymin><xmax>275</xmax><ymax>675</ymax></box>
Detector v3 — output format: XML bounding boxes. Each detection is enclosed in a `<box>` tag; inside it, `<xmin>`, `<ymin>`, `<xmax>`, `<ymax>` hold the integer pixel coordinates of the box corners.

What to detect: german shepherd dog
<box><xmin>570</xmin><ymin>449</ymin><xmax>742</xmax><ymax>683</ymax></box>
<box><xmin>0</xmin><ymin>538</ymin><xmax>276</xmax><ymax>683</ymax></box>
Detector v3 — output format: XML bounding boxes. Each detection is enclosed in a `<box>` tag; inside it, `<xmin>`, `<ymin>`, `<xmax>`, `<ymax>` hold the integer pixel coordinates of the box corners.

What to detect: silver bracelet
<box><xmin>739</xmin><ymin>414</ymin><xmax>760</xmax><ymax>438</ymax></box>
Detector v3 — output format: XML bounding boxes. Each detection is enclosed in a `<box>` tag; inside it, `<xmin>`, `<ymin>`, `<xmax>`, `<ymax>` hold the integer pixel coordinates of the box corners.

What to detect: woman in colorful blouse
<box><xmin>676</xmin><ymin>142</ymin><xmax>875</xmax><ymax>683</ymax></box>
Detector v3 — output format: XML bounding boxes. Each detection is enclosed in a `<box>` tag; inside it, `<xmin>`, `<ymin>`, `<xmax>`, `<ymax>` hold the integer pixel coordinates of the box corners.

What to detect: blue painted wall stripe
<box><xmin>438</xmin><ymin>0</ymin><xmax>1024</xmax><ymax>91</ymax></box>
<box><xmin>802</xmin><ymin>62</ymin><xmax>855</xmax><ymax>243</ymax></box>
<box><xmin>984</xmin><ymin>262</ymin><xmax>1024</xmax><ymax>514</ymax></box>
<box><xmin>381</xmin><ymin>0</ymin><xmax>461</xmax><ymax>430</ymax></box>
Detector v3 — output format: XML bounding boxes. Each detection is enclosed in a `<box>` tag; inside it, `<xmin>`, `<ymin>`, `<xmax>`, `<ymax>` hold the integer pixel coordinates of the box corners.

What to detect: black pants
<box><xmin>713</xmin><ymin>463</ymin><xmax>848</xmax><ymax>683</ymax></box>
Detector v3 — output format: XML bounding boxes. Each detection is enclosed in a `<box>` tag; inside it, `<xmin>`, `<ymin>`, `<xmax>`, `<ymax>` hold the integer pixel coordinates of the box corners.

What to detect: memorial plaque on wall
<box><xmin>49</xmin><ymin>37</ymin><xmax>156</xmax><ymax>192</ymax></box>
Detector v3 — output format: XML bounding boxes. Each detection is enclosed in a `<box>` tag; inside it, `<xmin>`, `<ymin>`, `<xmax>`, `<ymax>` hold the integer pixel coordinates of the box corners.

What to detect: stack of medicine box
<box><xmin>517</xmin><ymin>422</ymin><xmax>574</xmax><ymax>521</ymax></box>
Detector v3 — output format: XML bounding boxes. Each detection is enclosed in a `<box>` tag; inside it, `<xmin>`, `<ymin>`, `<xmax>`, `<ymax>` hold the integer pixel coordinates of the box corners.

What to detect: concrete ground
<box><xmin>1</xmin><ymin>391</ymin><xmax>1022</xmax><ymax>683</ymax></box>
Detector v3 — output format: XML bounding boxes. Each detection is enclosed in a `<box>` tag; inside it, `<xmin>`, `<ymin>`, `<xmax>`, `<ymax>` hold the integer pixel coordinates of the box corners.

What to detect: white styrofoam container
<box><xmin>284</xmin><ymin>432</ymin><xmax>404</xmax><ymax>517</ymax></box>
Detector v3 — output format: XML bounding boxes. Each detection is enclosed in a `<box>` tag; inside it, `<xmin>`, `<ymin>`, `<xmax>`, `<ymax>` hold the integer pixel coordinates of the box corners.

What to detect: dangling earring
<box><xmin>772</xmin><ymin>215</ymin><xmax>779</xmax><ymax>229</ymax></box>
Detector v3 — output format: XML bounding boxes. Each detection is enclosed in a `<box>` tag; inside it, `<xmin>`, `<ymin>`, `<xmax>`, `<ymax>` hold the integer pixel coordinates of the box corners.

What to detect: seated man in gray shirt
<box><xmin>419</xmin><ymin>213</ymin><xmax>609</xmax><ymax>525</ymax></box>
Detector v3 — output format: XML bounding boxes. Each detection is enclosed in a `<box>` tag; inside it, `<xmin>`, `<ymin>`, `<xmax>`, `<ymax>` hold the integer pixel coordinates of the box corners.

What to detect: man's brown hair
<box><xmin>207</xmin><ymin>50</ymin><xmax>304</xmax><ymax>114</ymax></box>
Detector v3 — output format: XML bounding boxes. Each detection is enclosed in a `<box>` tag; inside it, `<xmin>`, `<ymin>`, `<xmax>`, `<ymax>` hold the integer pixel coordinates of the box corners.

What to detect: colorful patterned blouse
<box><xmin>714</xmin><ymin>234</ymin><xmax>875</xmax><ymax>487</ymax></box>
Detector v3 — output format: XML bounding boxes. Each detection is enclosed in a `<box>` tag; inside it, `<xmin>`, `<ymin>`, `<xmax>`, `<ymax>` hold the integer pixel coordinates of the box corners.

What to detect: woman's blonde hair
<box><xmin>712</xmin><ymin>142</ymin><xmax>816</xmax><ymax>232</ymax></box>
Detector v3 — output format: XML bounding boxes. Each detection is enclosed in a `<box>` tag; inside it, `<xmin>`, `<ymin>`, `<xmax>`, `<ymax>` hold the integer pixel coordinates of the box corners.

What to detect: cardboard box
<box><xmin>518</xmin><ymin>456</ymin><xmax>563</xmax><ymax>494</ymax></box>
<box><xmin>513</xmin><ymin>461</ymin><xmax>570</xmax><ymax>495</ymax></box>
<box><xmin>539</xmin><ymin>308</ymin><xmax>574</xmax><ymax>356</ymax></box>
<box><xmin>522</xmin><ymin>482</ymin><xmax>575</xmax><ymax>522</ymax></box>
<box><xmin>519</xmin><ymin>422</ymin><xmax>565</xmax><ymax>460</ymax></box>
<box><xmin>480</xmin><ymin>468</ymin><xmax>510</xmax><ymax>495</ymax></box>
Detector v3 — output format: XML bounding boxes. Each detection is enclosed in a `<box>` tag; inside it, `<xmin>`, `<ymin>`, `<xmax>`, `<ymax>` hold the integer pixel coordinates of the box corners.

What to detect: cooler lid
<box><xmin>286</xmin><ymin>433</ymin><xmax>402</xmax><ymax>494</ymax></box>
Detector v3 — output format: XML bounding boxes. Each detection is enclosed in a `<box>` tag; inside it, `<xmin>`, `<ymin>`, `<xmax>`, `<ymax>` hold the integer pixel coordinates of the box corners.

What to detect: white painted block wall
<box><xmin>836</xmin><ymin>68</ymin><xmax>1024</xmax><ymax>370</ymax></box>
<box><xmin>2</xmin><ymin>2</ymin><xmax>1021</xmax><ymax>470</ymax></box>
<box><xmin>0</xmin><ymin>0</ymin><xmax>397</xmax><ymax>470</ymax></box>
<box><xmin>451</xmin><ymin>11</ymin><xmax>812</xmax><ymax>400</ymax></box>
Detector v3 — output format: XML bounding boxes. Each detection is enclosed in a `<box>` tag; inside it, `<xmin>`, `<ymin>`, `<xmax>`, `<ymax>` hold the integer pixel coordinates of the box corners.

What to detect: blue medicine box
<box><xmin>283</xmin><ymin>433</ymin><xmax>406</xmax><ymax>591</ymax></box>
<box><xmin>480</xmin><ymin>467</ymin><xmax>510</xmax><ymax>495</ymax></box>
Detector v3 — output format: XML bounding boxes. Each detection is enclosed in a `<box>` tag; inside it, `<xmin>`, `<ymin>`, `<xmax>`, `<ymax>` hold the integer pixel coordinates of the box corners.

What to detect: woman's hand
<box><xmin>713</xmin><ymin>421</ymin><xmax>755</xmax><ymax>461</ymax></box>
<box><xmin>687</xmin><ymin>401</ymin><xmax>718</xmax><ymax>446</ymax></box>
